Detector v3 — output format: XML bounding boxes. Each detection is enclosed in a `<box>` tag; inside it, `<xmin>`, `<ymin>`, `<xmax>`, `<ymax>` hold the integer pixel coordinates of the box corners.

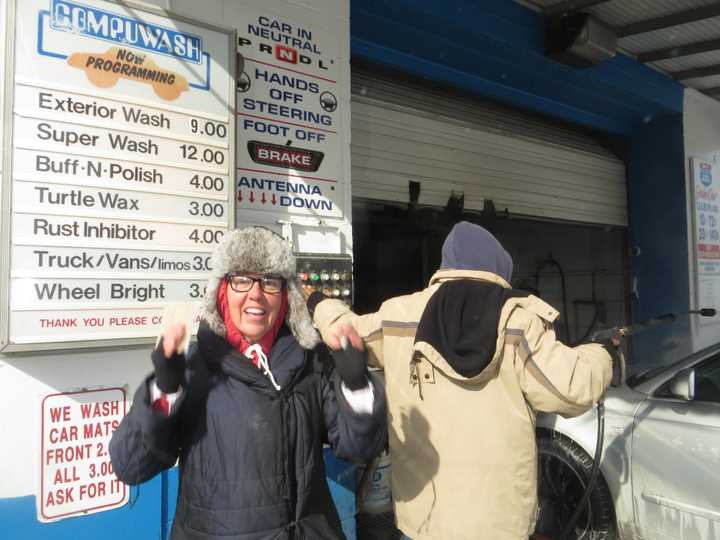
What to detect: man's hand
<box><xmin>302</xmin><ymin>284</ymin><xmax>317</xmax><ymax>301</ymax></box>
<box><xmin>305</xmin><ymin>287</ymin><xmax>332</xmax><ymax>317</ymax></box>
<box><xmin>326</xmin><ymin>324</ymin><xmax>368</xmax><ymax>391</ymax></box>
<box><xmin>153</xmin><ymin>323</ymin><xmax>187</xmax><ymax>393</ymax></box>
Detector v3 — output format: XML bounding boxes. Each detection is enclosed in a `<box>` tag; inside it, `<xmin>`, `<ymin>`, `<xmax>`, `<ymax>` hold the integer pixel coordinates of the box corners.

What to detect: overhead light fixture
<box><xmin>546</xmin><ymin>13</ymin><xmax>617</xmax><ymax>67</ymax></box>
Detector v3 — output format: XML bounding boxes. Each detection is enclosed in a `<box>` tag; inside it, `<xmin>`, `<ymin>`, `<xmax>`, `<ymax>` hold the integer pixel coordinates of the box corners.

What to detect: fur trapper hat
<box><xmin>200</xmin><ymin>226</ymin><xmax>319</xmax><ymax>349</ymax></box>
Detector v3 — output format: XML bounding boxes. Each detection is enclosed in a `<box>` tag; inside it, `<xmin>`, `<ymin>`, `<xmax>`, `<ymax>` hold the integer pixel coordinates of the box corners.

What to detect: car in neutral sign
<box><xmin>534</xmin><ymin>342</ymin><xmax>720</xmax><ymax>540</ymax></box>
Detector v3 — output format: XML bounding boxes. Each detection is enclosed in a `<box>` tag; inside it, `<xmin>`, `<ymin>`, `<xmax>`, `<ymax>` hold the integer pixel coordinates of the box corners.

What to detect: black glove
<box><xmin>330</xmin><ymin>337</ymin><xmax>369</xmax><ymax>391</ymax></box>
<box><xmin>151</xmin><ymin>341</ymin><xmax>185</xmax><ymax>393</ymax></box>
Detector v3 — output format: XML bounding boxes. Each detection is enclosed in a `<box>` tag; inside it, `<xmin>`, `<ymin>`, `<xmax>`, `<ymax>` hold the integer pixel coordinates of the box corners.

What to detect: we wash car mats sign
<box><xmin>39</xmin><ymin>388</ymin><xmax>127</xmax><ymax>521</ymax></box>
<box><xmin>5</xmin><ymin>0</ymin><xmax>235</xmax><ymax>348</ymax></box>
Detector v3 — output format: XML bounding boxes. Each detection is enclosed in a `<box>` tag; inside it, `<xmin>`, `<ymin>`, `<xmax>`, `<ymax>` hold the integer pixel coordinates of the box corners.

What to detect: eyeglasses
<box><xmin>227</xmin><ymin>273</ymin><xmax>285</xmax><ymax>294</ymax></box>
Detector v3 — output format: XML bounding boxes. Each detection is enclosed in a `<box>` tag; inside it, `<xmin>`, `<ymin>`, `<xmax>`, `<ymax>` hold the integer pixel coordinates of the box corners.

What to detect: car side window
<box><xmin>694</xmin><ymin>355</ymin><xmax>720</xmax><ymax>404</ymax></box>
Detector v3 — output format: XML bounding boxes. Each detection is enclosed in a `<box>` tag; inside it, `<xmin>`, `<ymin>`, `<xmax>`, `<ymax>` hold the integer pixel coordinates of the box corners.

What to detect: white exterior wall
<box><xmin>683</xmin><ymin>88</ymin><xmax>720</xmax><ymax>352</ymax></box>
<box><xmin>0</xmin><ymin>348</ymin><xmax>149</xmax><ymax>498</ymax></box>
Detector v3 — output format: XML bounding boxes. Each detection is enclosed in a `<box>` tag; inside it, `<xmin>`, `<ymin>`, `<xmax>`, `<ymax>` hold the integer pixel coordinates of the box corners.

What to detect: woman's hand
<box><xmin>326</xmin><ymin>325</ymin><xmax>368</xmax><ymax>391</ymax></box>
<box><xmin>325</xmin><ymin>324</ymin><xmax>364</xmax><ymax>352</ymax></box>
<box><xmin>162</xmin><ymin>323</ymin><xmax>187</xmax><ymax>358</ymax></box>
<box><xmin>153</xmin><ymin>323</ymin><xmax>187</xmax><ymax>393</ymax></box>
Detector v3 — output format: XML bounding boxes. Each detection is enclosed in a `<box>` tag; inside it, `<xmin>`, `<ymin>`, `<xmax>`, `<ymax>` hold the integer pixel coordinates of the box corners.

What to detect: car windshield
<box><xmin>625</xmin><ymin>342</ymin><xmax>720</xmax><ymax>387</ymax></box>
<box><xmin>626</xmin><ymin>365</ymin><xmax>672</xmax><ymax>387</ymax></box>
<box><xmin>608</xmin><ymin>308</ymin><xmax>720</xmax><ymax>387</ymax></box>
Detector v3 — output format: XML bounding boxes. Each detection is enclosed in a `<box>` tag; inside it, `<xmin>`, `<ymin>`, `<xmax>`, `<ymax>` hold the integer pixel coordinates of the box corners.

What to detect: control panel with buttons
<box><xmin>295</xmin><ymin>252</ymin><xmax>353</xmax><ymax>306</ymax></box>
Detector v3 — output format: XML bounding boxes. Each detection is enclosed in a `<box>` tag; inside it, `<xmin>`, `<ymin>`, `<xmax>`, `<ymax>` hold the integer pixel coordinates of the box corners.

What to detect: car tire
<box><xmin>535</xmin><ymin>430</ymin><xmax>617</xmax><ymax>540</ymax></box>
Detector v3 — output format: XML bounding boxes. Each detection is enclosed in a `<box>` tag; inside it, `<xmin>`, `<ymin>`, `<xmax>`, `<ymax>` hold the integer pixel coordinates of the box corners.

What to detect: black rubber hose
<box><xmin>561</xmin><ymin>400</ymin><xmax>605</xmax><ymax>540</ymax></box>
<box><xmin>573</xmin><ymin>302</ymin><xmax>600</xmax><ymax>346</ymax></box>
<box><xmin>573</xmin><ymin>271</ymin><xmax>602</xmax><ymax>346</ymax></box>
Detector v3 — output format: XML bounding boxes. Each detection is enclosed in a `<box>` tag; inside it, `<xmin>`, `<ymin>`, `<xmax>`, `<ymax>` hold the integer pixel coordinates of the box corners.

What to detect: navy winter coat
<box><xmin>109</xmin><ymin>323</ymin><xmax>386</xmax><ymax>540</ymax></box>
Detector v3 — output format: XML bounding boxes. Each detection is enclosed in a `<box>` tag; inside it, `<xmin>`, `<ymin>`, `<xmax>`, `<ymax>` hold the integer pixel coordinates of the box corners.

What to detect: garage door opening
<box><xmin>351</xmin><ymin>199</ymin><xmax>630</xmax><ymax>346</ymax></box>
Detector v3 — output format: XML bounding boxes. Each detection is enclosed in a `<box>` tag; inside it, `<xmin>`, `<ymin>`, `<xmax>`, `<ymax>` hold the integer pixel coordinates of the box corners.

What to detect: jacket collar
<box><xmin>429</xmin><ymin>269</ymin><xmax>511</xmax><ymax>289</ymax></box>
<box><xmin>197</xmin><ymin>322</ymin><xmax>308</xmax><ymax>395</ymax></box>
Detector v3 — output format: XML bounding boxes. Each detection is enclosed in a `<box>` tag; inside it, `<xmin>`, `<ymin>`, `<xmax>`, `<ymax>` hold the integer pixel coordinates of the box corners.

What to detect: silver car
<box><xmin>534</xmin><ymin>343</ymin><xmax>720</xmax><ymax>540</ymax></box>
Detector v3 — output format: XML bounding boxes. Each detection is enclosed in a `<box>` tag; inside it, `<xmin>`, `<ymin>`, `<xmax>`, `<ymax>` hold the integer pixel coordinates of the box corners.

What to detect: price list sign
<box><xmin>5</xmin><ymin>0</ymin><xmax>236</xmax><ymax>348</ymax></box>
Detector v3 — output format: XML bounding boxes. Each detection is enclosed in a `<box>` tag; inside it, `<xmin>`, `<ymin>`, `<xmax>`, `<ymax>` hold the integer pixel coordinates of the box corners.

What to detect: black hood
<box><xmin>415</xmin><ymin>280</ymin><xmax>529</xmax><ymax>378</ymax></box>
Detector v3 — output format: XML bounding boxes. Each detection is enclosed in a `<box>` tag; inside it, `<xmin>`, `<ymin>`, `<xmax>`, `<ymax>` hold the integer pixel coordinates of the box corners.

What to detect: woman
<box><xmin>110</xmin><ymin>227</ymin><xmax>386</xmax><ymax>540</ymax></box>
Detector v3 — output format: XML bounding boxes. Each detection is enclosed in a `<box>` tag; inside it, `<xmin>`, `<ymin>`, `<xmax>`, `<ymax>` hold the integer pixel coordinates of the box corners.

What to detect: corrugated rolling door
<box><xmin>350</xmin><ymin>67</ymin><xmax>627</xmax><ymax>226</ymax></box>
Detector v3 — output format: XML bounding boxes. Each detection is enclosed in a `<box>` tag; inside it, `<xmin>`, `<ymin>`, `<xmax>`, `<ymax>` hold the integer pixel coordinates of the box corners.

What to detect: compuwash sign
<box><xmin>49</xmin><ymin>0</ymin><xmax>203</xmax><ymax>64</ymax></box>
<box><xmin>22</xmin><ymin>0</ymin><xmax>232</xmax><ymax>112</ymax></box>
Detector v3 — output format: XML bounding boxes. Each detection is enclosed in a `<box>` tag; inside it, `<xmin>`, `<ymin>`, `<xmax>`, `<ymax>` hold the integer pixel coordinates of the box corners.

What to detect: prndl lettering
<box><xmin>50</xmin><ymin>0</ymin><xmax>203</xmax><ymax>64</ymax></box>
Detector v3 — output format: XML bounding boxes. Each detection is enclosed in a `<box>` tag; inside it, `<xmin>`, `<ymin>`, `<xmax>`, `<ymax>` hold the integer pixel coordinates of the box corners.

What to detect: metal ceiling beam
<box><xmin>618</xmin><ymin>5</ymin><xmax>720</xmax><ymax>37</ymax></box>
<box><xmin>545</xmin><ymin>0</ymin><xmax>611</xmax><ymax>17</ymax></box>
<box><xmin>637</xmin><ymin>38</ymin><xmax>720</xmax><ymax>63</ymax></box>
<box><xmin>701</xmin><ymin>86</ymin><xmax>720</xmax><ymax>97</ymax></box>
<box><xmin>672</xmin><ymin>64</ymin><xmax>720</xmax><ymax>81</ymax></box>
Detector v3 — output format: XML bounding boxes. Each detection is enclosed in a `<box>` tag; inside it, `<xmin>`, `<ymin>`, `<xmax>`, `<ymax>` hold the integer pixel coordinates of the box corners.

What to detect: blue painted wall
<box><xmin>627</xmin><ymin>113</ymin><xmax>693</xmax><ymax>368</ymax></box>
<box><xmin>3</xmin><ymin>456</ymin><xmax>356</xmax><ymax>540</ymax></box>
<box><xmin>1</xmin><ymin>480</ymin><xmax>162</xmax><ymax>540</ymax></box>
<box><xmin>351</xmin><ymin>0</ymin><xmax>683</xmax><ymax>135</ymax></box>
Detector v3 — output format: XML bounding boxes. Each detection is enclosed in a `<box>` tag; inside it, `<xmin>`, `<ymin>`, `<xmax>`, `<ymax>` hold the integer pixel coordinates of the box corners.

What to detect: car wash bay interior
<box><xmin>349</xmin><ymin>66</ymin><xmax>630</xmax><ymax>344</ymax></box>
<box><xmin>347</xmin><ymin>0</ymin><xmax>689</xmax><ymax>365</ymax></box>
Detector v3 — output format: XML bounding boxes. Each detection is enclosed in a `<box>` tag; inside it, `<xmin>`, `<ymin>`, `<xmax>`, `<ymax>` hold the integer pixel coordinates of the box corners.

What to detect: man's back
<box><xmin>314</xmin><ymin>268</ymin><xmax>612</xmax><ymax>540</ymax></box>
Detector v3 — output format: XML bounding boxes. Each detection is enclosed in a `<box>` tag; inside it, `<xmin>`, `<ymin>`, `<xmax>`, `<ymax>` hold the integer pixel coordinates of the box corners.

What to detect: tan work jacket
<box><xmin>314</xmin><ymin>269</ymin><xmax>612</xmax><ymax>540</ymax></box>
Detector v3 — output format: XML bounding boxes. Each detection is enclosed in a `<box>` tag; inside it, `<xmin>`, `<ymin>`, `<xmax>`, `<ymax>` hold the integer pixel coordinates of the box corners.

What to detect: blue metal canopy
<box><xmin>351</xmin><ymin>0</ymin><xmax>684</xmax><ymax>135</ymax></box>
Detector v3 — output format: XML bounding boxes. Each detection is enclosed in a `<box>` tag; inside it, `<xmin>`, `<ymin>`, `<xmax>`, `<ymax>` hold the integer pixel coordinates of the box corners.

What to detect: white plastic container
<box><xmin>357</xmin><ymin>450</ymin><xmax>393</xmax><ymax>514</ymax></box>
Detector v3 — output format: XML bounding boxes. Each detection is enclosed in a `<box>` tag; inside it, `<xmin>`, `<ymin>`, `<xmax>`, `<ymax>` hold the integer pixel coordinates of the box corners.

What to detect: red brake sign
<box><xmin>247</xmin><ymin>141</ymin><xmax>324</xmax><ymax>172</ymax></box>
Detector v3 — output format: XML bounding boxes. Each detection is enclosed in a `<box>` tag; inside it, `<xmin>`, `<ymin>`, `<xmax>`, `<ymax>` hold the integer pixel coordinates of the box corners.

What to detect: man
<box><xmin>308</xmin><ymin>221</ymin><xmax>612</xmax><ymax>540</ymax></box>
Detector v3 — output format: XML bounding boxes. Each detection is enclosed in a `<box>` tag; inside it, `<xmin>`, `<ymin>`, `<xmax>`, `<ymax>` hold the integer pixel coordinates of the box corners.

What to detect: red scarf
<box><xmin>216</xmin><ymin>278</ymin><xmax>288</xmax><ymax>367</ymax></box>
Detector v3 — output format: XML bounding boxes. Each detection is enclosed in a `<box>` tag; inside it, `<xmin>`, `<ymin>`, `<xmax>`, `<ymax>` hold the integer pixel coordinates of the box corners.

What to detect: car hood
<box><xmin>537</xmin><ymin>384</ymin><xmax>646</xmax><ymax>451</ymax></box>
